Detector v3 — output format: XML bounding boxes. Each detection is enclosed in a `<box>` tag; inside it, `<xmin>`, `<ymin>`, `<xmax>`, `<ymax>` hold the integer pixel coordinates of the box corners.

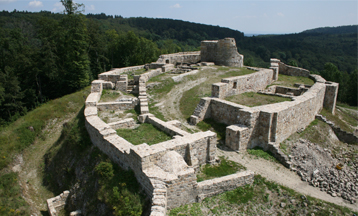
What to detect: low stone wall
<box><xmin>196</xmin><ymin>171</ymin><xmax>254</xmax><ymax>201</ymax></box>
<box><xmin>47</xmin><ymin>191</ymin><xmax>70</xmax><ymax>216</ymax></box>
<box><xmin>172</xmin><ymin>70</ymin><xmax>199</xmax><ymax>82</ymax></box>
<box><xmin>154</xmin><ymin>52</ymin><xmax>201</xmax><ymax>66</ymax></box>
<box><xmin>146</xmin><ymin>115</ymin><xmax>190</xmax><ymax>137</ymax></box>
<box><xmin>97</xmin><ymin>100</ymin><xmax>138</xmax><ymax>111</ymax></box>
<box><xmin>212</xmin><ymin>68</ymin><xmax>275</xmax><ymax>98</ymax></box>
<box><xmin>98</xmin><ymin>65</ymin><xmax>144</xmax><ymax>83</ymax></box>
<box><xmin>108</xmin><ymin>118</ymin><xmax>136</xmax><ymax>130</ymax></box>
<box><xmin>316</xmin><ymin>114</ymin><xmax>358</xmax><ymax>144</ymax></box>
<box><xmin>278</xmin><ymin>61</ymin><xmax>310</xmax><ymax>77</ymax></box>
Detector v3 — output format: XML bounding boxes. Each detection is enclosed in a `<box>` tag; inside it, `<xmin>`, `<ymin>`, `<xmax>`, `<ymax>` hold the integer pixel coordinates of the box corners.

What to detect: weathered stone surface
<box><xmin>47</xmin><ymin>191</ymin><xmax>70</xmax><ymax>216</ymax></box>
<box><xmin>201</xmin><ymin>38</ymin><xmax>243</xmax><ymax>67</ymax></box>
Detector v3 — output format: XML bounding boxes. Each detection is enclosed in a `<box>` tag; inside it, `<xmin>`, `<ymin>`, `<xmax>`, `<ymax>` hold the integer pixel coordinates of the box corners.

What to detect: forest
<box><xmin>0</xmin><ymin>2</ymin><xmax>357</xmax><ymax>126</ymax></box>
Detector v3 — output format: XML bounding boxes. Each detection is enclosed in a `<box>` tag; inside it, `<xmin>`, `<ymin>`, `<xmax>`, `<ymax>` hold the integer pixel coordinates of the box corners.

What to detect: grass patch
<box><xmin>0</xmin><ymin>172</ymin><xmax>31</xmax><ymax>215</ymax></box>
<box><xmin>0</xmin><ymin>86</ymin><xmax>91</xmax><ymax>170</ymax></box>
<box><xmin>170</xmin><ymin>174</ymin><xmax>357</xmax><ymax>216</ymax></box>
<box><xmin>247</xmin><ymin>147</ymin><xmax>279</xmax><ymax>162</ymax></box>
<box><xmin>320</xmin><ymin>108</ymin><xmax>353</xmax><ymax>132</ymax></box>
<box><xmin>147</xmin><ymin>76</ymin><xmax>177</xmax><ymax>99</ymax></box>
<box><xmin>273</xmin><ymin>74</ymin><xmax>314</xmax><ymax>87</ymax></box>
<box><xmin>197</xmin><ymin>156</ymin><xmax>246</xmax><ymax>182</ymax></box>
<box><xmin>337</xmin><ymin>102</ymin><xmax>358</xmax><ymax>111</ymax></box>
<box><xmin>225</xmin><ymin>92</ymin><xmax>291</xmax><ymax>107</ymax></box>
<box><xmin>336</xmin><ymin>107</ymin><xmax>358</xmax><ymax>128</ymax></box>
<box><xmin>116</xmin><ymin>123</ymin><xmax>171</xmax><ymax>145</ymax></box>
<box><xmin>197</xmin><ymin>118</ymin><xmax>227</xmax><ymax>140</ymax></box>
<box><xmin>299</xmin><ymin>119</ymin><xmax>334</xmax><ymax>146</ymax></box>
<box><xmin>99</xmin><ymin>89</ymin><xmax>121</xmax><ymax>102</ymax></box>
<box><xmin>180</xmin><ymin>85</ymin><xmax>211</xmax><ymax>120</ymax></box>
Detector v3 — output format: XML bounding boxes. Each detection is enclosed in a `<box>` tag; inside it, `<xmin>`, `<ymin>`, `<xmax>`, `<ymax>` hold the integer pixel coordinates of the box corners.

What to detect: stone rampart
<box><xmin>201</xmin><ymin>38</ymin><xmax>243</xmax><ymax>67</ymax></box>
<box><xmin>212</xmin><ymin>68</ymin><xmax>275</xmax><ymax>98</ymax></box>
<box><xmin>197</xmin><ymin>171</ymin><xmax>254</xmax><ymax>201</ymax></box>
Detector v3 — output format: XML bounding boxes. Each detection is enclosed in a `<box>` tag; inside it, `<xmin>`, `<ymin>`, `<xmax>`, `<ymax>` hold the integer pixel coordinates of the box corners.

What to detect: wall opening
<box><xmin>166</xmin><ymin>59</ymin><xmax>169</xmax><ymax>64</ymax></box>
<box><xmin>233</xmin><ymin>82</ymin><xmax>237</xmax><ymax>89</ymax></box>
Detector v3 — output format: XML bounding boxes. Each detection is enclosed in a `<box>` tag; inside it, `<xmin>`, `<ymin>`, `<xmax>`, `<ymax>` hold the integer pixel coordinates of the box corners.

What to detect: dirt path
<box><xmin>218</xmin><ymin>148</ymin><xmax>358</xmax><ymax>212</ymax></box>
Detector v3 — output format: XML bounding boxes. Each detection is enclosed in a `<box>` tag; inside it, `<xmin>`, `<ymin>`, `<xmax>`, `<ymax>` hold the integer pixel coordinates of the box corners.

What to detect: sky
<box><xmin>0</xmin><ymin>0</ymin><xmax>357</xmax><ymax>35</ymax></box>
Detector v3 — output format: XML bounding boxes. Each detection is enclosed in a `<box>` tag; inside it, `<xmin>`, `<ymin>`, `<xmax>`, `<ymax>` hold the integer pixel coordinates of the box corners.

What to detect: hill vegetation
<box><xmin>0</xmin><ymin>6</ymin><xmax>356</xmax><ymax>126</ymax></box>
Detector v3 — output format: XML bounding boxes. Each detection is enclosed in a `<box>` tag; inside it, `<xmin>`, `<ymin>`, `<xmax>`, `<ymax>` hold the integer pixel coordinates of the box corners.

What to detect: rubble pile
<box><xmin>289</xmin><ymin>139</ymin><xmax>358</xmax><ymax>204</ymax></box>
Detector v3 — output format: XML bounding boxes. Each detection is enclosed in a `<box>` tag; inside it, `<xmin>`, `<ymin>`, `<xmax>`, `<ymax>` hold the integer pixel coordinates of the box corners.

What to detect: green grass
<box><xmin>0</xmin><ymin>172</ymin><xmax>31</xmax><ymax>215</ymax></box>
<box><xmin>147</xmin><ymin>76</ymin><xmax>177</xmax><ymax>99</ymax></box>
<box><xmin>298</xmin><ymin>119</ymin><xmax>335</xmax><ymax>147</ymax></box>
<box><xmin>337</xmin><ymin>102</ymin><xmax>358</xmax><ymax>111</ymax></box>
<box><xmin>0</xmin><ymin>86</ymin><xmax>91</xmax><ymax>170</ymax></box>
<box><xmin>320</xmin><ymin>108</ymin><xmax>353</xmax><ymax>132</ymax></box>
<box><xmin>336</xmin><ymin>107</ymin><xmax>358</xmax><ymax>128</ymax></box>
<box><xmin>116</xmin><ymin>123</ymin><xmax>172</xmax><ymax>145</ymax></box>
<box><xmin>196</xmin><ymin>156</ymin><xmax>246</xmax><ymax>182</ymax></box>
<box><xmin>247</xmin><ymin>147</ymin><xmax>279</xmax><ymax>162</ymax></box>
<box><xmin>99</xmin><ymin>89</ymin><xmax>121</xmax><ymax>102</ymax></box>
<box><xmin>169</xmin><ymin>175</ymin><xmax>356</xmax><ymax>216</ymax></box>
<box><xmin>196</xmin><ymin>118</ymin><xmax>227</xmax><ymax>140</ymax></box>
<box><xmin>273</xmin><ymin>74</ymin><xmax>314</xmax><ymax>87</ymax></box>
<box><xmin>225</xmin><ymin>92</ymin><xmax>291</xmax><ymax>107</ymax></box>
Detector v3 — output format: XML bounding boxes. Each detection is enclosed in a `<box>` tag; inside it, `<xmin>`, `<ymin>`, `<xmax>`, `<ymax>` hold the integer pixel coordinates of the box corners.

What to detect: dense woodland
<box><xmin>0</xmin><ymin>2</ymin><xmax>357</xmax><ymax>125</ymax></box>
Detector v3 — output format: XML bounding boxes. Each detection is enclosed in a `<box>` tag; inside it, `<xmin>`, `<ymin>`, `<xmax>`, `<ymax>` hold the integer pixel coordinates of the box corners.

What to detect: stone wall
<box><xmin>153</xmin><ymin>52</ymin><xmax>201</xmax><ymax>66</ymax></box>
<box><xmin>201</xmin><ymin>38</ymin><xmax>244</xmax><ymax>67</ymax></box>
<box><xmin>98</xmin><ymin>65</ymin><xmax>144</xmax><ymax>83</ymax></box>
<box><xmin>80</xmin><ymin>48</ymin><xmax>260</xmax><ymax>215</ymax></box>
<box><xmin>108</xmin><ymin>118</ymin><xmax>136</xmax><ymax>130</ymax></box>
<box><xmin>211</xmin><ymin>68</ymin><xmax>275</xmax><ymax>98</ymax></box>
<box><xmin>277</xmin><ymin>59</ymin><xmax>310</xmax><ymax>77</ymax></box>
<box><xmin>191</xmin><ymin>72</ymin><xmax>334</xmax><ymax>152</ymax></box>
<box><xmin>316</xmin><ymin>114</ymin><xmax>358</xmax><ymax>144</ymax></box>
<box><xmin>97</xmin><ymin>100</ymin><xmax>138</xmax><ymax>111</ymax></box>
<box><xmin>197</xmin><ymin>171</ymin><xmax>254</xmax><ymax>201</ymax></box>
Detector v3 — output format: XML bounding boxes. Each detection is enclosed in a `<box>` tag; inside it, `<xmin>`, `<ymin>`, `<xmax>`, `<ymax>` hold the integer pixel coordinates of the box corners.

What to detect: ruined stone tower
<box><xmin>201</xmin><ymin>38</ymin><xmax>244</xmax><ymax>67</ymax></box>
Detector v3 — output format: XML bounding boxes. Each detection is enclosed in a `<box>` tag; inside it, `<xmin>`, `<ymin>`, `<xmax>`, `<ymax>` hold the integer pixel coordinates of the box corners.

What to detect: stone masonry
<box><xmin>190</xmin><ymin>59</ymin><xmax>339</xmax><ymax>161</ymax></box>
<box><xmin>201</xmin><ymin>38</ymin><xmax>244</xmax><ymax>67</ymax></box>
<box><xmin>81</xmin><ymin>42</ymin><xmax>258</xmax><ymax>215</ymax></box>
<box><xmin>71</xmin><ymin>39</ymin><xmax>341</xmax><ymax>216</ymax></box>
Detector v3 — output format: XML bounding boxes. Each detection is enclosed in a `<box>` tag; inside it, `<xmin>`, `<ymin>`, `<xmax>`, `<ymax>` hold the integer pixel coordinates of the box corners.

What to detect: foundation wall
<box><xmin>197</xmin><ymin>171</ymin><xmax>254</xmax><ymax>201</ymax></box>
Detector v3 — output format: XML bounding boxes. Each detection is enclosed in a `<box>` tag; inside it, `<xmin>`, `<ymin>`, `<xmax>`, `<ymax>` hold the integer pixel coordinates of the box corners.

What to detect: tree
<box><xmin>60</xmin><ymin>0</ymin><xmax>85</xmax><ymax>15</ymax></box>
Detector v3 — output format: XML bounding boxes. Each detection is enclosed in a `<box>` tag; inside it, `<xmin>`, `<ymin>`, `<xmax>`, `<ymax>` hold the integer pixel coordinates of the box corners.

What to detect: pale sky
<box><xmin>1</xmin><ymin>0</ymin><xmax>357</xmax><ymax>35</ymax></box>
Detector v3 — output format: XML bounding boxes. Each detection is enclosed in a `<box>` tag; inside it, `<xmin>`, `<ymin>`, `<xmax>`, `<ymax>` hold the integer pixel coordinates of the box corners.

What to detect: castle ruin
<box><xmin>48</xmin><ymin>38</ymin><xmax>339</xmax><ymax>216</ymax></box>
